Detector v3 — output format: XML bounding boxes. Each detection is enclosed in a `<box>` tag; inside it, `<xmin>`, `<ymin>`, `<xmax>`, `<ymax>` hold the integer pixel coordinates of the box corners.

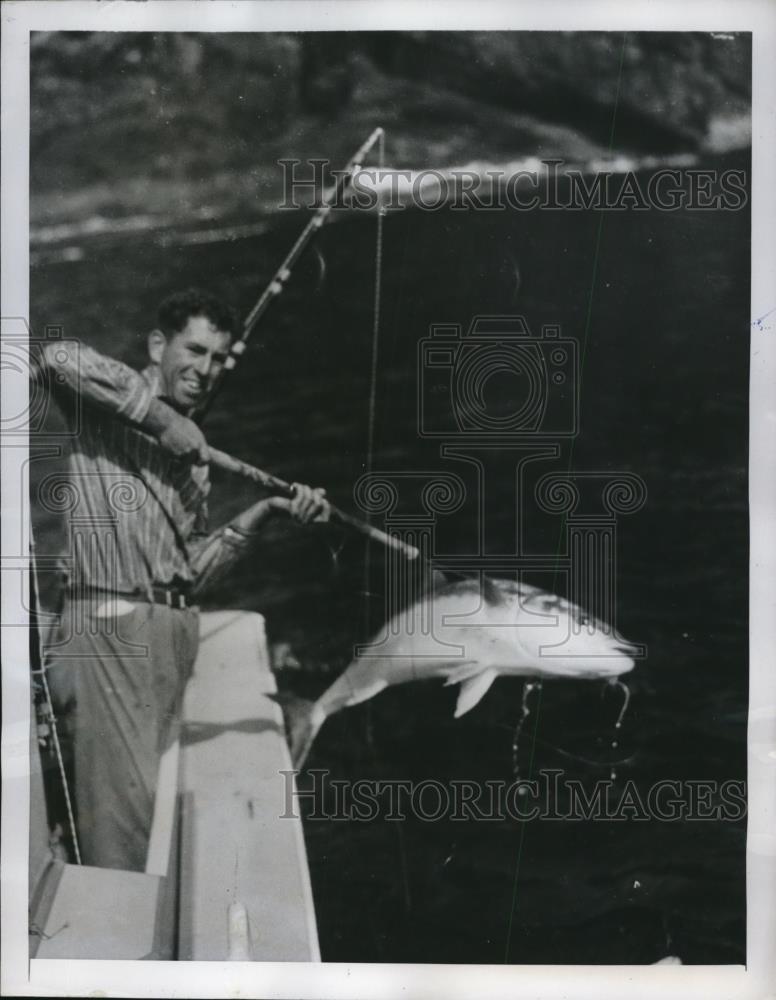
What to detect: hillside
<box><xmin>31</xmin><ymin>31</ymin><xmax>751</xmax><ymax>234</ymax></box>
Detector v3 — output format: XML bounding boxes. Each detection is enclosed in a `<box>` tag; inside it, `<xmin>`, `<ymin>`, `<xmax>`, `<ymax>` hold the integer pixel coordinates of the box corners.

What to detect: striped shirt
<box><xmin>39</xmin><ymin>339</ymin><xmax>249</xmax><ymax>599</ymax></box>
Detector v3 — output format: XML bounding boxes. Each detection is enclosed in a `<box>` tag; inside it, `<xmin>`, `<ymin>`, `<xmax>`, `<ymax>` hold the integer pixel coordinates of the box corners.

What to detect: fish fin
<box><xmin>430</xmin><ymin>568</ymin><xmax>471</xmax><ymax>591</ymax></box>
<box><xmin>454</xmin><ymin>668</ymin><xmax>497</xmax><ymax>718</ymax></box>
<box><xmin>288</xmin><ymin>701</ymin><xmax>327</xmax><ymax>769</ymax></box>
<box><xmin>482</xmin><ymin>576</ymin><xmax>509</xmax><ymax>607</ymax></box>
<box><xmin>343</xmin><ymin>678</ymin><xmax>388</xmax><ymax>707</ymax></box>
<box><xmin>442</xmin><ymin>659</ymin><xmax>481</xmax><ymax>686</ymax></box>
<box><xmin>289</xmin><ymin>678</ymin><xmax>389</xmax><ymax>768</ymax></box>
<box><xmin>431</xmin><ymin>569</ymin><xmax>452</xmax><ymax>591</ymax></box>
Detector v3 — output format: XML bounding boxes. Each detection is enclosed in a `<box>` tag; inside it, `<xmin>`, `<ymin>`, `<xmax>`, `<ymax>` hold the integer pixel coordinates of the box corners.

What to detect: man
<box><xmin>38</xmin><ymin>288</ymin><xmax>328</xmax><ymax>871</ymax></box>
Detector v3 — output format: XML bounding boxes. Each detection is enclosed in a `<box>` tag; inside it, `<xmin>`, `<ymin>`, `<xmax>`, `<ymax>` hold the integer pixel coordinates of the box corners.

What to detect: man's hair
<box><xmin>157</xmin><ymin>288</ymin><xmax>238</xmax><ymax>340</ymax></box>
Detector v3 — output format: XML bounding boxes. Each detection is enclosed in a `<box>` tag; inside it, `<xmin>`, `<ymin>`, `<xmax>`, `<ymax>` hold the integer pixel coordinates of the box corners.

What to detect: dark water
<box><xmin>31</xmin><ymin>154</ymin><xmax>749</xmax><ymax>964</ymax></box>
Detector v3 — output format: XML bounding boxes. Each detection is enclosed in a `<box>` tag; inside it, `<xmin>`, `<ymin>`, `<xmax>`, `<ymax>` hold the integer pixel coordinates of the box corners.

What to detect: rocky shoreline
<box><xmin>31</xmin><ymin>31</ymin><xmax>750</xmax><ymax>236</ymax></box>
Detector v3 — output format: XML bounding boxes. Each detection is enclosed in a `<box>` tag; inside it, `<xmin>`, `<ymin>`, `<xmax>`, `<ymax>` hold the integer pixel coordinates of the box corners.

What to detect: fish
<box><xmin>289</xmin><ymin>576</ymin><xmax>638</xmax><ymax>767</ymax></box>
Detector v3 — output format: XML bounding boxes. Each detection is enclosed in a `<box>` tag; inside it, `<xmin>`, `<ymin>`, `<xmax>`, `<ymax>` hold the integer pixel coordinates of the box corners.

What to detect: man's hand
<box><xmin>228</xmin><ymin>483</ymin><xmax>330</xmax><ymax>538</ymax></box>
<box><xmin>143</xmin><ymin>398</ymin><xmax>210</xmax><ymax>464</ymax></box>
<box><xmin>268</xmin><ymin>483</ymin><xmax>330</xmax><ymax>524</ymax></box>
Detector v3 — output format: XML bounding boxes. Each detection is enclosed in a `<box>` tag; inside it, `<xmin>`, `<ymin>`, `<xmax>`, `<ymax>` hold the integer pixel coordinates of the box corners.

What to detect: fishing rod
<box><xmin>198</xmin><ymin>126</ymin><xmax>385</xmax><ymax>422</ymax></box>
<box><xmin>208</xmin><ymin>446</ymin><xmax>419</xmax><ymax>561</ymax></box>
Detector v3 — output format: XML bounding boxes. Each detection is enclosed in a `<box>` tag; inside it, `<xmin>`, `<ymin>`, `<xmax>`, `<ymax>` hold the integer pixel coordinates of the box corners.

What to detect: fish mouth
<box><xmin>528</xmin><ymin>656</ymin><xmax>635</xmax><ymax>681</ymax></box>
<box><xmin>608</xmin><ymin>660</ymin><xmax>636</xmax><ymax>677</ymax></box>
<box><xmin>572</xmin><ymin>664</ymin><xmax>634</xmax><ymax>680</ymax></box>
<box><xmin>571</xmin><ymin>651</ymin><xmax>638</xmax><ymax>679</ymax></box>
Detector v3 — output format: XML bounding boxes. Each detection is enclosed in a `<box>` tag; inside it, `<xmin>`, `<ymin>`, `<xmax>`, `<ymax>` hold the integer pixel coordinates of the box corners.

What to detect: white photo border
<box><xmin>2</xmin><ymin>1</ymin><xmax>774</xmax><ymax>997</ymax></box>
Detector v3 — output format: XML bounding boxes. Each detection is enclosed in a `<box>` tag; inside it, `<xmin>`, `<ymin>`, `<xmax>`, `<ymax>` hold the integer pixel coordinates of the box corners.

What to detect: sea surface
<box><xmin>30</xmin><ymin>153</ymin><xmax>750</xmax><ymax>964</ymax></box>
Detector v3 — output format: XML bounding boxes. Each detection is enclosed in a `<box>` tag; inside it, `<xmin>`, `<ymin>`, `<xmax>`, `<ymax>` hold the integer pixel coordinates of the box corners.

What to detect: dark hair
<box><xmin>157</xmin><ymin>288</ymin><xmax>238</xmax><ymax>340</ymax></box>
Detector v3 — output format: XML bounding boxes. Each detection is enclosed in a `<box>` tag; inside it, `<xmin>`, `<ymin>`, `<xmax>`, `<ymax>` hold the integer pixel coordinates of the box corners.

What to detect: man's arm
<box><xmin>38</xmin><ymin>340</ymin><xmax>209</xmax><ymax>462</ymax></box>
<box><xmin>142</xmin><ymin>397</ymin><xmax>209</xmax><ymax>463</ymax></box>
<box><xmin>189</xmin><ymin>485</ymin><xmax>330</xmax><ymax>598</ymax></box>
<box><xmin>38</xmin><ymin>339</ymin><xmax>155</xmax><ymax>423</ymax></box>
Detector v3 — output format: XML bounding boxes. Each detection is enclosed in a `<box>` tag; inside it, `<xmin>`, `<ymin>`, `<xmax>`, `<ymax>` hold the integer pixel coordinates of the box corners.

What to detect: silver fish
<box><xmin>290</xmin><ymin>577</ymin><xmax>637</xmax><ymax>767</ymax></box>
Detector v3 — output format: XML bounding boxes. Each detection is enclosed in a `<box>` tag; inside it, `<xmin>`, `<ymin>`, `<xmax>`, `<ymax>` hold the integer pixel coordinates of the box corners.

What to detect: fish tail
<box><xmin>288</xmin><ymin>701</ymin><xmax>327</xmax><ymax>769</ymax></box>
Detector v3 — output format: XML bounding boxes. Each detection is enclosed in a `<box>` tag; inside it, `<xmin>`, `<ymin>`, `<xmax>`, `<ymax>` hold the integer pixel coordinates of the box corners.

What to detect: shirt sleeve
<box><xmin>37</xmin><ymin>340</ymin><xmax>155</xmax><ymax>425</ymax></box>
<box><xmin>187</xmin><ymin>499</ymin><xmax>255</xmax><ymax>598</ymax></box>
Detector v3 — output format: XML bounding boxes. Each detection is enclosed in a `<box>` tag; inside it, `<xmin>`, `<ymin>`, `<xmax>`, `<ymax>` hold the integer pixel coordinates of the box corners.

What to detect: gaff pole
<box><xmin>208</xmin><ymin>446</ymin><xmax>419</xmax><ymax>561</ymax></box>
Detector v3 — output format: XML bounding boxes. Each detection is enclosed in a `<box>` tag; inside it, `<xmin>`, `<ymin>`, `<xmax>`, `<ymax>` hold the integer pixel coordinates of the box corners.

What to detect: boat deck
<box><xmin>176</xmin><ymin>609</ymin><xmax>320</xmax><ymax>961</ymax></box>
<box><xmin>32</xmin><ymin>609</ymin><xmax>319</xmax><ymax>962</ymax></box>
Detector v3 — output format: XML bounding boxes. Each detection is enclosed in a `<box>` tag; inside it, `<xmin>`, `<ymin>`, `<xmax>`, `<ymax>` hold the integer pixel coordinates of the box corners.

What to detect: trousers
<box><xmin>45</xmin><ymin>596</ymin><xmax>199</xmax><ymax>871</ymax></box>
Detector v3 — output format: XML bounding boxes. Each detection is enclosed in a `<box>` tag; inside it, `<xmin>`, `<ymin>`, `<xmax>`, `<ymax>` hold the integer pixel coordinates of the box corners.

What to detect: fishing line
<box><xmin>29</xmin><ymin>533</ymin><xmax>82</xmax><ymax>865</ymax></box>
<box><xmin>604</xmin><ymin>677</ymin><xmax>632</xmax><ymax>780</ymax></box>
<box><xmin>197</xmin><ymin>126</ymin><xmax>385</xmax><ymax>422</ymax></box>
<box><xmin>509</xmin><ymin>677</ymin><xmax>633</xmax><ymax>777</ymax></box>
<box><xmin>361</xmin><ymin>129</ymin><xmax>386</xmax><ymax>619</ymax></box>
<box><xmin>322</xmin><ymin>531</ymin><xmax>347</xmax><ymax>575</ymax></box>
<box><xmin>365</xmin><ymin>128</ymin><xmax>386</xmax><ymax>483</ymax></box>
<box><xmin>343</xmin><ymin>128</ymin><xmax>385</xmax><ymax>756</ymax></box>
<box><xmin>511</xmin><ymin>680</ymin><xmax>542</xmax><ymax>780</ymax></box>
<box><xmin>497</xmin><ymin>722</ymin><xmax>635</xmax><ymax>768</ymax></box>
<box><xmin>312</xmin><ymin>244</ymin><xmax>327</xmax><ymax>292</ymax></box>
<box><xmin>35</xmin><ymin>666</ymin><xmax>81</xmax><ymax>864</ymax></box>
<box><xmin>502</xmin><ymin>48</ymin><xmax>633</xmax><ymax>962</ymax></box>
<box><xmin>506</xmin><ymin>252</ymin><xmax>522</xmax><ymax>303</ymax></box>
<box><xmin>530</xmin><ymin>736</ymin><xmax>635</xmax><ymax>769</ymax></box>
<box><xmin>606</xmin><ymin>677</ymin><xmax>632</xmax><ymax>730</ymax></box>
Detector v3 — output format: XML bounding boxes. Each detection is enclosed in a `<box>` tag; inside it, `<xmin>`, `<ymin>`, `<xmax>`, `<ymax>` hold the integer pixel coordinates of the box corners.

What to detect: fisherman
<box><xmin>37</xmin><ymin>288</ymin><xmax>329</xmax><ymax>871</ymax></box>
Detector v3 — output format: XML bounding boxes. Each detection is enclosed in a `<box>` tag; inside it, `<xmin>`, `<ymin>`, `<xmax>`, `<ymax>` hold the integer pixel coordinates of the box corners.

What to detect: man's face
<box><xmin>153</xmin><ymin>315</ymin><xmax>232</xmax><ymax>410</ymax></box>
